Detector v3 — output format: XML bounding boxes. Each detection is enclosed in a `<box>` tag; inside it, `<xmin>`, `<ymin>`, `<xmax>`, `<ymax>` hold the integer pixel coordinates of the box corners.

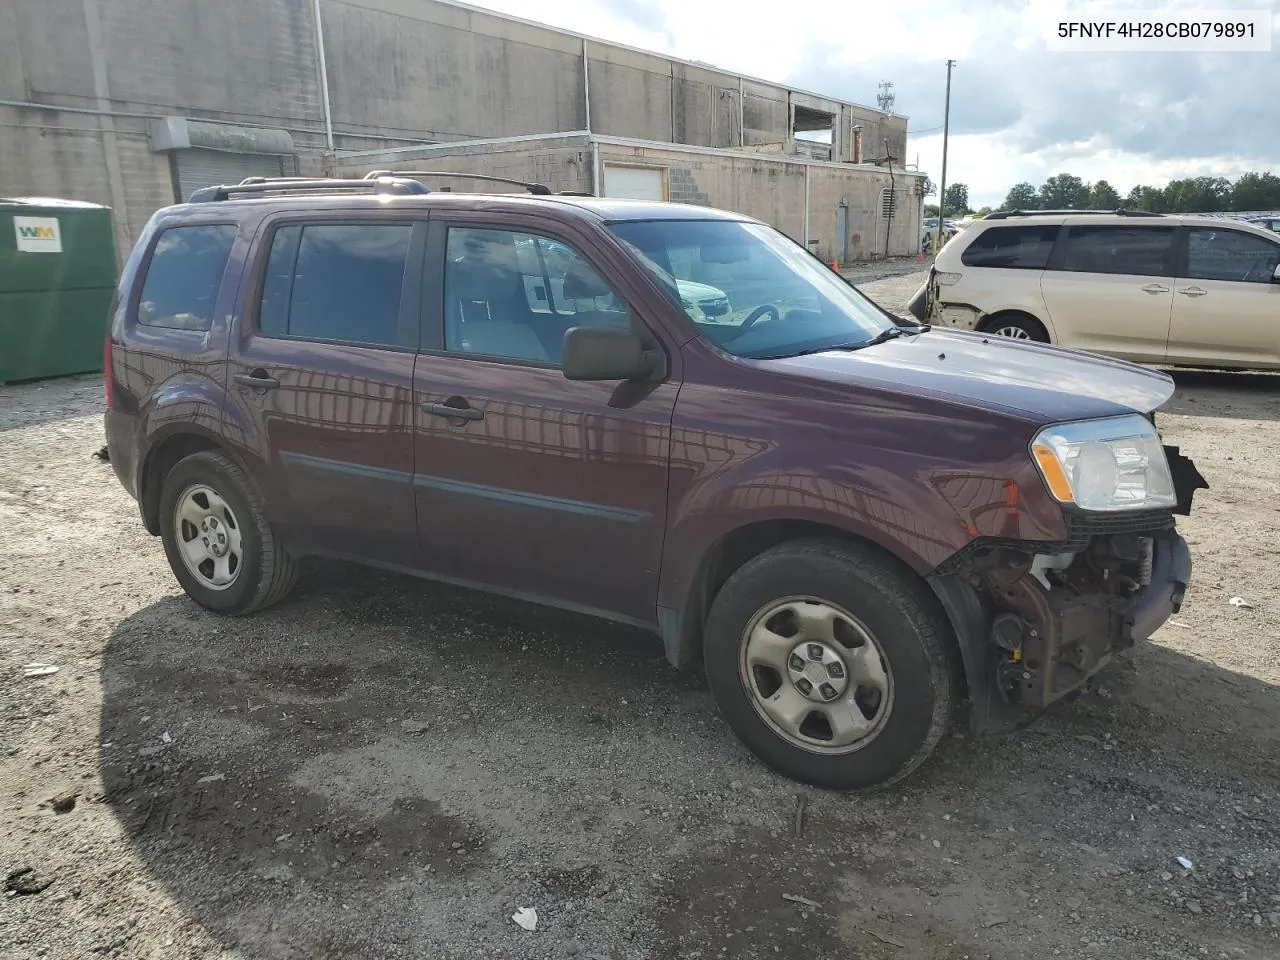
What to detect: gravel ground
<box><xmin>2</xmin><ymin>270</ymin><xmax>1278</xmax><ymax>960</ymax></box>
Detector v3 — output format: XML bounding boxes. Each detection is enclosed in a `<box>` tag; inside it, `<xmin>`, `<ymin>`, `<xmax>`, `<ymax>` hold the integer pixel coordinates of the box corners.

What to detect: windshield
<box><xmin>607</xmin><ymin>219</ymin><xmax>897</xmax><ymax>359</ymax></box>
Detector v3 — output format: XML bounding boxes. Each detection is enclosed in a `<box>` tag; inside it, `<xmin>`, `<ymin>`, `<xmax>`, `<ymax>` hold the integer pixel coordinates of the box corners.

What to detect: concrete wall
<box><xmin>337</xmin><ymin>135</ymin><xmax>924</xmax><ymax>261</ymax></box>
<box><xmin>0</xmin><ymin>0</ymin><xmax>910</xmax><ymax>256</ymax></box>
<box><xmin>332</xmin><ymin>137</ymin><xmax>593</xmax><ymax>195</ymax></box>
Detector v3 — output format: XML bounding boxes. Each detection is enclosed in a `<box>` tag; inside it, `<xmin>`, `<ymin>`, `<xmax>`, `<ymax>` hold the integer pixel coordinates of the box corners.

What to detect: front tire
<box><xmin>703</xmin><ymin>539</ymin><xmax>959</xmax><ymax>790</ymax></box>
<box><xmin>158</xmin><ymin>450</ymin><xmax>298</xmax><ymax>614</ymax></box>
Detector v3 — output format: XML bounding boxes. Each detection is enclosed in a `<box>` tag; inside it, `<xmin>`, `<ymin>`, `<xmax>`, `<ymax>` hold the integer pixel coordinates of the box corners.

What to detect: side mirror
<box><xmin>562</xmin><ymin>326</ymin><xmax>659</xmax><ymax>381</ymax></box>
<box><xmin>1272</xmin><ymin>263</ymin><xmax>1280</xmax><ymax>283</ymax></box>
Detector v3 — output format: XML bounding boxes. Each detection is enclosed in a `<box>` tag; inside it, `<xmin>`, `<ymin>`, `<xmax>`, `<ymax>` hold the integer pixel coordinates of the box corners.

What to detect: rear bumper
<box><xmin>103</xmin><ymin>409</ymin><xmax>139</xmax><ymax>500</ymax></box>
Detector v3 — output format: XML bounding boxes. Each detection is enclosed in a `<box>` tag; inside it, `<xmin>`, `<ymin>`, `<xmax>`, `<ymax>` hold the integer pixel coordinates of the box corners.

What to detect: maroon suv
<box><xmin>104</xmin><ymin>175</ymin><xmax>1206</xmax><ymax>789</ymax></box>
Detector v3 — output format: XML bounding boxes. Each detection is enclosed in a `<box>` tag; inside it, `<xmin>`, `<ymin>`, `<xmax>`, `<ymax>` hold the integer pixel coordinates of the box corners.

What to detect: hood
<box><xmin>767</xmin><ymin>328</ymin><xmax>1174</xmax><ymax>423</ymax></box>
<box><xmin>676</xmin><ymin>279</ymin><xmax>728</xmax><ymax>302</ymax></box>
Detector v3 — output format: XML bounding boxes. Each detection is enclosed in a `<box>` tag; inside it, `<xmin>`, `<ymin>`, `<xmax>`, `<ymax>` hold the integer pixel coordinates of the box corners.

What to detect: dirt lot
<box><xmin>2</xmin><ymin>271</ymin><xmax>1278</xmax><ymax>960</ymax></box>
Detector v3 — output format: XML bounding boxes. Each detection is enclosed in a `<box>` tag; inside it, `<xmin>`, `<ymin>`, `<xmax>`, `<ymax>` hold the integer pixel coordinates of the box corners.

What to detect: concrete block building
<box><xmin>1</xmin><ymin>0</ymin><xmax>924</xmax><ymax>263</ymax></box>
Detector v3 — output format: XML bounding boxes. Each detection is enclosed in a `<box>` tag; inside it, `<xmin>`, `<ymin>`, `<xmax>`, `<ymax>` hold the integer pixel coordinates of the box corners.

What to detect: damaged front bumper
<box><xmin>931</xmin><ymin>448</ymin><xmax>1205</xmax><ymax>735</ymax></box>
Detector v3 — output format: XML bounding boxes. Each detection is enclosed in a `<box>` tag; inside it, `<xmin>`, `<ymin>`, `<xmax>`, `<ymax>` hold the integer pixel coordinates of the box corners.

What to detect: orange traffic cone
<box><xmin>832</xmin><ymin>259</ymin><xmax>840</xmax><ymax>272</ymax></box>
<box><xmin>915</xmin><ymin>249</ymin><xmax>925</xmax><ymax>264</ymax></box>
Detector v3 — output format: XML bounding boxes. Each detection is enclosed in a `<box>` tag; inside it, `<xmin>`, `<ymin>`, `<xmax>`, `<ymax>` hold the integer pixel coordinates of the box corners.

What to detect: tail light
<box><xmin>104</xmin><ymin>338</ymin><xmax>114</xmax><ymax>409</ymax></box>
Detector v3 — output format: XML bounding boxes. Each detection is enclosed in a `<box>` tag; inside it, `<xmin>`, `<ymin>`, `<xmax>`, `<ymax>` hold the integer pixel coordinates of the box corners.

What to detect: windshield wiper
<box><xmin>859</xmin><ymin>327</ymin><xmax>905</xmax><ymax>347</ymax></box>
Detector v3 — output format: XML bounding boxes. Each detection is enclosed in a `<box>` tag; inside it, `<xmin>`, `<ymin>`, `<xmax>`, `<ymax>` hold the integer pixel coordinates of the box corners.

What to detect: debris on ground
<box><xmin>511</xmin><ymin>906</ymin><xmax>538</xmax><ymax>931</ymax></box>
<box><xmin>1177</xmin><ymin>856</ymin><xmax>1194</xmax><ymax>870</ymax></box>
<box><xmin>1228</xmin><ymin>596</ymin><xmax>1255</xmax><ymax>609</ymax></box>
<box><xmin>48</xmin><ymin>789</ymin><xmax>78</xmax><ymax>814</ymax></box>
<box><xmin>782</xmin><ymin>893</ymin><xmax>822</xmax><ymax>909</ymax></box>
<box><xmin>195</xmin><ymin>773</ymin><xmax>225</xmax><ymax>785</ymax></box>
<box><xmin>92</xmin><ymin>445</ymin><xmax>109</xmax><ymax>461</ymax></box>
<box><xmin>22</xmin><ymin>663</ymin><xmax>58</xmax><ymax>678</ymax></box>
<box><xmin>400</xmin><ymin>719</ymin><xmax>430</xmax><ymax>734</ymax></box>
<box><xmin>5</xmin><ymin>866</ymin><xmax>55</xmax><ymax>896</ymax></box>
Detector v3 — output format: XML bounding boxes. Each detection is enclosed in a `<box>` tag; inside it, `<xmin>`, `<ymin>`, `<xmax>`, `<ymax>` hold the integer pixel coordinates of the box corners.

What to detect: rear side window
<box><xmin>258</xmin><ymin>223</ymin><xmax>413</xmax><ymax>347</ymax></box>
<box><xmin>1057</xmin><ymin>225</ymin><xmax>1176</xmax><ymax>277</ymax></box>
<box><xmin>960</xmin><ymin>225</ymin><xmax>1058</xmax><ymax>269</ymax></box>
<box><xmin>137</xmin><ymin>224</ymin><xmax>236</xmax><ymax>330</ymax></box>
<box><xmin>1186</xmin><ymin>228</ymin><xmax>1280</xmax><ymax>283</ymax></box>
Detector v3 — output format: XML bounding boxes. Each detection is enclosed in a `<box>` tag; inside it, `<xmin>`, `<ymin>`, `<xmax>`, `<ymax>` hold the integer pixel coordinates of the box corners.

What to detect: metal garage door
<box><xmin>173</xmin><ymin>149</ymin><xmax>287</xmax><ymax>201</ymax></box>
<box><xmin>603</xmin><ymin>165</ymin><xmax>665</xmax><ymax>201</ymax></box>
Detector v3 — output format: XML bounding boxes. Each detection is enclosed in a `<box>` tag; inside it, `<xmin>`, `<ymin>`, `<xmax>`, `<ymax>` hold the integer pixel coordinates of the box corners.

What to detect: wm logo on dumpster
<box><xmin>13</xmin><ymin>216</ymin><xmax>62</xmax><ymax>253</ymax></box>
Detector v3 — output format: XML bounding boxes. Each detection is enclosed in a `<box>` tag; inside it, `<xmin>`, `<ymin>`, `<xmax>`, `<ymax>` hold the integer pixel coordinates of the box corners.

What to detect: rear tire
<box><xmin>158</xmin><ymin>450</ymin><xmax>298</xmax><ymax>614</ymax></box>
<box><xmin>703</xmin><ymin>539</ymin><xmax>959</xmax><ymax>790</ymax></box>
<box><xmin>981</xmin><ymin>313</ymin><xmax>1049</xmax><ymax>342</ymax></box>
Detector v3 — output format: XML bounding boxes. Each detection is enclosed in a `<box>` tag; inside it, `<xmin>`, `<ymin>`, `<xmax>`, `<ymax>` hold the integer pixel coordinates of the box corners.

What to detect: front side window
<box><xmin>961</xmin><ymin>225</ymin><xmax>1059</xmax><ymax>269</ymax></box>
<box><xmin>443</xmin><ymin>227</ymin><xmax>629</xmax><ymax>365</ymax></box>
<box><xmin>608</xmin><ymin>219</ymin><xmax>896</xmax><ymax>360</ymax></box>
<box><xmin>1057</xmin><ymin>225</ymin><xmax>1176</xmax><ymax>277</ymax></box>
<box><xmin>1186</xmin><ymin>228</ymin><xmax>1280</xmax><ymax>283</ymax></box>
<box><xmin>137</xmin><ymin>224</ymin><xmax>236</xmax><ymax>330</ymax></box>
<box><xmin>258</xmin><ymin>223</ymin><xmax>413</xmax><ymax>347</ymax></box>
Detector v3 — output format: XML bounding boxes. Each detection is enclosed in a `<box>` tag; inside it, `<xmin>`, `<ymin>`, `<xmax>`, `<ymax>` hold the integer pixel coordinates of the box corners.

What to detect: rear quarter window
<box><xmin>136</xmin><ymin>224</ymin><xmax>237</xmax><ymax>330</ymax></box>
<box><xmin>960</xmin><ymin>225</ymin><xmax>1059</xmax><ymax>269</ymax></box>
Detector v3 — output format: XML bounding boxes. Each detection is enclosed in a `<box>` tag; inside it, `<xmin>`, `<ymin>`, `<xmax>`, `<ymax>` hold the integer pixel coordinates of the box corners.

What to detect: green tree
<box><xmin>943</xmin><ymin>183</ymin><xmax>970</xmax><ymax>216</ymax></box>
<box><xmin>1089</xmin><ymin>180</ymin><xmax>1122</xmax><ymax>209</ymax></box>
<box><xmin>1039</xmin><ymin>173</ymin><xmax>1090</xmax><ymax>209</ymax></box>
<box><xmin>1165</xmin><ymin>176</ymin><xmax>1231</xmax><ymax>212</ymax></box>
<box><xmin>1124</xmin><ymin>184</ymin><xmax>1169</xmax><ymax>212</ymax></box>
<box><xmin>1001</xmin><ymin>182</ymin><xmax>1038</xmax><ymax>211</ymax></box>
<box><xmin>1230</xmin><ymin>172</ymin><xmax>1280</xmax><ymax>211</ymax></box>
<box><xmin>924</xmin><ymin>203</ymin><xmax>940</xmax><ymax>217</ymax></box>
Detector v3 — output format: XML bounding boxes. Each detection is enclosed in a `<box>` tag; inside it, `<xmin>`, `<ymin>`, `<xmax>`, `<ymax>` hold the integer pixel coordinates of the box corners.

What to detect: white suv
<box><xmin>908</xmin><ymin>211</ymin><xmax>1280</xmax><ymax>369</ymax></box>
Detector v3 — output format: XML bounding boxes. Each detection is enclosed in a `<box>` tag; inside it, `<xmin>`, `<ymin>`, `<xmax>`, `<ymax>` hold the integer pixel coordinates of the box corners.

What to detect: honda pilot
<box><xmin>104</xmin><ymin>174</ymin><xmax>1206</xmax><ymax>789</ymax></box>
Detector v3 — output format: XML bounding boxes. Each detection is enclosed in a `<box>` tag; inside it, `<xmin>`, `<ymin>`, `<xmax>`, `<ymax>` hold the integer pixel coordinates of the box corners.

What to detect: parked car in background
<box><xmin>908</xmin><ymin>210</ymin><xmax>1280</xmax><ymax>369</ymax></box>
<box><xmin>105</xmin><ymin>176</ymin><xmax>1203</xmax><ymax>790</ymax></box>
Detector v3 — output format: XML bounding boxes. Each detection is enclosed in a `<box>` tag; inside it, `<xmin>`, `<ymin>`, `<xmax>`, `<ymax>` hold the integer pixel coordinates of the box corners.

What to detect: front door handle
<box><xmin>423</xmin><ymin>400</ymin><xmax>484</xmax><ymax>421</ymax></box>
<box><xmin>1178</xmin><ymin>286</ymin><xmax>1208</xmax><ymax>297</ymax></box>
<box><xmin>1141</xmin><ymin>283</ymin><xmax>1171</xmax><ymax>294</ymax></box>
<box><xmin>234</xmin><ymin>370</ymin><xmax>280</xmax><ymax>390</ymax></box>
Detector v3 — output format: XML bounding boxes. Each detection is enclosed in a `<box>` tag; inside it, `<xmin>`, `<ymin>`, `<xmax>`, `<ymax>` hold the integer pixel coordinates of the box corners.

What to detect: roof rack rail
<box><xmin>362</xmin><ymin>169</ymin><xmax>552</xmax><ymax>196</ymax></box>
<box><xmin>187</xmin><ymin>176</ymin><xmax>430</xmax><ymax>203</ymax></box>
<box><xmin>984</xmin><ymin>208</ymin><xmax>1165</xmax><ymax>220</ymax></box>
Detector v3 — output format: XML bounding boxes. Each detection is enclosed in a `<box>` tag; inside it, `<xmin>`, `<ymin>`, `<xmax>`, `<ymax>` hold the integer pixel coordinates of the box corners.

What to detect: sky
<box><xmin>461</xmin><ymin>0</ymin><xmax>1280</xmax><ymax>207</ymax></box>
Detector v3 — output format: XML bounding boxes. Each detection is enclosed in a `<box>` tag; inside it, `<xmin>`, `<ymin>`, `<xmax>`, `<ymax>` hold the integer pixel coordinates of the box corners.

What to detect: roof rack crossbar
<box><xmin>188</xmin><ymin>177</ymin><xmax>430</xmax><ymax>203</ymax></box>
<box><xmin>984</xmin><ymin>208</ymin><xmax>1165</xmax><ymax>220</ymax></box>
<box><xmin>362</xmin><ymin>169</ymin><xmax>552</xmax><ymax>196</ymax></box>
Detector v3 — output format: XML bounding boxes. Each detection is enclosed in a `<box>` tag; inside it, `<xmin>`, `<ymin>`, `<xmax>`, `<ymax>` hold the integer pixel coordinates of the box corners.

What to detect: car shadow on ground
<box><xmin>95</xmin><ymin>561</ymin><xmax>1280</xmax><ymax>959</ymax></box>
<box><xmin>1163</xmin><ymin>368</ymin><xmax>1280</xmax><ymax>420</ymax></box>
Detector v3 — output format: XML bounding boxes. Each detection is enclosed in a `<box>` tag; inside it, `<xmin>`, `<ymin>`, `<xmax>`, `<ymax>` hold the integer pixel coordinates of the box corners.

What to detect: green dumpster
<box><xmin>0</xmin><ymin>198</ymin><xmax>117</xmax><ymax>384</ymax></box>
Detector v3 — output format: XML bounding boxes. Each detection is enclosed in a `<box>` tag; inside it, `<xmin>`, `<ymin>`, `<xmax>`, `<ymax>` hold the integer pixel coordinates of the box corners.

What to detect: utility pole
<box><xmin>935</xmin><ymin>59</ymin><xmax>955</xmax><ymax>257</ymax></box>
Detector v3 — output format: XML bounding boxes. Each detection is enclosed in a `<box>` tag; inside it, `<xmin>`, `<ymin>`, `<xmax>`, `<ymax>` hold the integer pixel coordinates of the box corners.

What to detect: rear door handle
<box><xmin>1178</xmin><ymin>286</ymin><xmax>1208</xmax><ymax>297</ymax></box>
<box><xmin>234</xmin><ymin>371</ymin><xmax>280</xmax><ymax>390</ymax></box>
<box><xmin>1141</xmin><ymin>283</ymin><xmax>1171</xmax><ymax>294</ymax></box>
<box><xmin>423</xmin><ymin>400</ymin><xmax>484</xmax><ymax>421</ymax></box>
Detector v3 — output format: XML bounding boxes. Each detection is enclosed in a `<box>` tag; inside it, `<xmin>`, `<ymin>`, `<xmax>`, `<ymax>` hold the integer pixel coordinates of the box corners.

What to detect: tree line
<box><xmin>927</xmin><ymin>172</ymin><xmax>1280</xmax><ymax>218</ymax></box>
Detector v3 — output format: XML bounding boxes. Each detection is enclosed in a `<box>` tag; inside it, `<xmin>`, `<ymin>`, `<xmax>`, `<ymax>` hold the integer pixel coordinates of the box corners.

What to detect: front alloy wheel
<box><xmin>741</xmin><ymin>598</ymin><xmax>893</xmax><ymax>753</ymax></box>
<box><xmin>703</xmin><ymin>539</ymin><xmax>959</xmax><ymax>790</ymax></box>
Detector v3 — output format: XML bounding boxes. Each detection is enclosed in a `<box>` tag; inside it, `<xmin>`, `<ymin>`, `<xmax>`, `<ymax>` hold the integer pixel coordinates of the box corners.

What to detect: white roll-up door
<box><xmin>174</xmin><ymin>149</ymin><xmax>287</xmax><ymax>201</ymax></box>
<box><xmin>602</xmin><ymin>165</ymin><xmax>666</xmax><ymax>201</ymax></box>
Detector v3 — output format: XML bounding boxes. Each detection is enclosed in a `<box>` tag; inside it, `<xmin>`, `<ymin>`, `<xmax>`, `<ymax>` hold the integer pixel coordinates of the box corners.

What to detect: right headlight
<box><xmin>1031</xmin><ymin>414</ymin><xmax>1176</xmax><ymax>512</ymax></box>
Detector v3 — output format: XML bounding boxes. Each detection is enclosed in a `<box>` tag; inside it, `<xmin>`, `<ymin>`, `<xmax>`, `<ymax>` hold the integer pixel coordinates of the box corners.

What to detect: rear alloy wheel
<box><xmin>158</xmin><ymin>450</ymin><xmax>298</xmax><ymax>615</ymax></box>
<box><xmin>703</xmin><ymin>539</ymin><xmax>959</xmax><ymax>790</ymax></box>
<box><xmin>984</xmin><ymin>315</ymin><xmax>1048</xmax><ymax>342</ymax></box>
